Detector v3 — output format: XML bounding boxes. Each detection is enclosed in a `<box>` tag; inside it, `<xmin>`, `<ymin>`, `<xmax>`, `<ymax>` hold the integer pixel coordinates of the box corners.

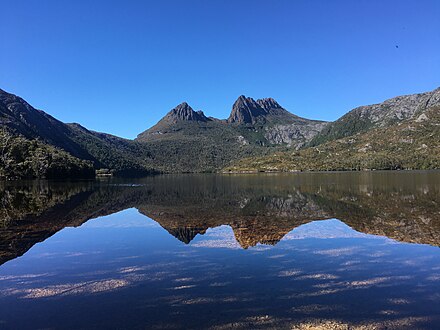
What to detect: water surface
<box><xmin>0</xmin><ymin>172</ymin><xmax>439</xmax><ymax>329</ymax></box>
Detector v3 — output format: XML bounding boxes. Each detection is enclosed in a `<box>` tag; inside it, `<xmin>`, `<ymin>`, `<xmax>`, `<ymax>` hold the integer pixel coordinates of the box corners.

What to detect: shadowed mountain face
<box><xmin>0</xmin><ymin>172</ymin><xmax>439</xmax><ymax>266</ymax></box>
<box><xmin>228</xmin><ymin>95</ymin><xmax>268</xmax><ymax>124</ymax></box>
<box><xmin>0</xmin><ymin>89</ymin><xmax>156</xmax><ymax>177</ymax></box>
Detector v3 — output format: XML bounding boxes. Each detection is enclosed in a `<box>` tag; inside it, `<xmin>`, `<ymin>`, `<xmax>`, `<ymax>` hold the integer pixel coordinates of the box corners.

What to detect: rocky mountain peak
<box><xmin>256</xmin><ymin>97</ymin><xmax>282</xmax><ymax>111</ymax></box>
<box><xmin>227</xmin><ymin>95</ymin><xmax>267</xmax><ymax>124</ymax></box>
<box><xmin>166</xmin><ymin>102</ymin><xmax>209</xmax><ymax>122</ymax></box>
<box><xmin>234</xmin><ymin>95</ymin><xmax>261</xmax><ymax>110</ymax></box>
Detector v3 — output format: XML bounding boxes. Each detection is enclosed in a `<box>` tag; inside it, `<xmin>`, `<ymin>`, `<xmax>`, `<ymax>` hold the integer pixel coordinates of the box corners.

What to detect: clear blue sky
<box><xmin>1</xmin><ymin>0</ymin><xmax>439</xmax><ymax>139</ymax></box>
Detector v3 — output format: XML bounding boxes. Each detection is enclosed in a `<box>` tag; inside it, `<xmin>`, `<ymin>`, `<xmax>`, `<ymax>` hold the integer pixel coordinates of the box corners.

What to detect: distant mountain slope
<box><xmin>225</xmin><ymin>105</ymin><xmax>440</xmax><ymax>172</ymax></box>
<box><xmin>309</xmin><ymin>87</ymin><xmax>440</xmax><ymax>146</ymax></box>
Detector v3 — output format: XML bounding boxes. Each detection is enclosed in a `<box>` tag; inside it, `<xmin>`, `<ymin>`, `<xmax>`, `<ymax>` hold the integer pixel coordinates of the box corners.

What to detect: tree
<box><xmin>0</xmin><ymin>128</ymin><xmax>13</xmax><ymax>177</ymax></box>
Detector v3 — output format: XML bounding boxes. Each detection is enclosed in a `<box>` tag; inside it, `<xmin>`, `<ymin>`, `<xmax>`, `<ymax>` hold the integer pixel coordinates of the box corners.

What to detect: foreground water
<box><xmin>0</xmin><ymin>172</ymin><xmax>439</xmax><ymax>329</ymax></box>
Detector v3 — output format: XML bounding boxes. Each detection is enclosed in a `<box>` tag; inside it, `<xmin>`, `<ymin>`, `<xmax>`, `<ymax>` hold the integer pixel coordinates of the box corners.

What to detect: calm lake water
<box><xmin>0</xmin><ymin>172</ymin><xmax>439</xmax><ymax>329</ymax></box>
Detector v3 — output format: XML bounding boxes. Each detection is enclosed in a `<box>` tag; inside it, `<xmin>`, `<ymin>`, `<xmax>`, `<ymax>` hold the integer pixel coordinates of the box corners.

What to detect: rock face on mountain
<box><xmin>225</xmin><ymin>95</ymin><xmax>328</xmax><ymax>148</ymax></box>
<box><xmin>227</xmin><ymin>87</ymin><xmax>440</xmax><ymax>172</ymax></box>
<box><xmin>263</xmin><ymin>120</ymin><xmax>328</xmax><ymax>148</ymax></box>
<box><xmin>256</xmin><ymin>97</ymin><xmax>283</xmax><ymax>112</ymax></box>
<box><xmin>227</xmin><ymin>95</ymin><xmax>324</xmax><ymax>124</ymax></box>
<box><xmin>136</xmin><ymin>102</ymin><xmax>211</xmax><ymax>140</ymax></box>
<box><xmin>227</xmin><ymin>95</ymin><xmax>267</xmax><ymax>124</ymax></box>
<box><xmin>161</xmin><ymin>102</ymin><xmax>209</xmax><ymax>123</ymax></box>
<box><xmin>309</xmin><ymin>87</ymin><xmax>440</xmax><ymax>146</ymax></box>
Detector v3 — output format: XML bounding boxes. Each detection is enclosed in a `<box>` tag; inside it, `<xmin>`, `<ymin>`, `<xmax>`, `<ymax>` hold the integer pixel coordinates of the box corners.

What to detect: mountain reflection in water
<box><xmin>0</xmin><ymin>172</ymin><xmax>439</xmax><ymax>329</ymax></box>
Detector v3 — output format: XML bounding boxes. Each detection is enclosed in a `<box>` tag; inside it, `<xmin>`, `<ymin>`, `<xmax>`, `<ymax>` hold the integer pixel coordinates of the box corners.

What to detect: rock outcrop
<box><xmin>310</xmin><ymin>87</ymin><xmax>440</xmax><ymax>146</ymax></box>
<box><xmin>163</xmin><ymin>102</ymin><xmax>210</xmax><ymax>123</ymax></box>
<box><xmin>227</xmin><ymin>95</ymin><xmax>267</xmax><ymax>124</ymax></box>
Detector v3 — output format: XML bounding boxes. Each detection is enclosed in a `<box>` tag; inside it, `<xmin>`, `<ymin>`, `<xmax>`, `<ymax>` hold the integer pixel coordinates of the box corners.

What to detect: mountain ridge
<box><xmin>309</xmin><ymin>87</ymin><xmax>440</xmax><ymax>147</ymax></box>
<box><xmin>1</xmin><ymin>86</ymin><xmax>439</xmax><ymax>179</ymax></box>
<box><xmin>137</xmin><ymin>94</ymin><xmax>328</xmax><ymax>150</ymax></box>
<box><xmin>226</xmin><ymin>105</ymin><xmax>440</xmax><ymax>172</ymax></box>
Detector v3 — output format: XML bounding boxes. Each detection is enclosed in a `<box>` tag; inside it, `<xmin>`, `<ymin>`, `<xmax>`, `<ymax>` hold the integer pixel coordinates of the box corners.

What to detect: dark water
<box><xmin>0</xmin><ymin>172</ymin><xmax>439</xmax><ymax>329</ymax></box>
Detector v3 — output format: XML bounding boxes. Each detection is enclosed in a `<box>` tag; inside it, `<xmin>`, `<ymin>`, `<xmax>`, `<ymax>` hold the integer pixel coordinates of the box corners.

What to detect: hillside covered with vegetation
<box><xmin>224</xmin><ymin>106</ymin><xmax>440</xmax><ymax>172</ymax></box>
<box><xmin>0</xmin><ymin>128</ymin><xmax>94</xmax><ymax>179</ymax></box>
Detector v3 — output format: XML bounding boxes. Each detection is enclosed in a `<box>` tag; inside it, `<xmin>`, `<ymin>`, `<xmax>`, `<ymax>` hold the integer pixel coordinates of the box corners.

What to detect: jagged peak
<box><xmin>227</xmin><ymin>95</ymin><xmax>267</xmax><ymax>124</ymax></box>
<box><xmin>256</xmin><ymin>97</ymin><xmax>282</xmax><ymax>110</ymax></box>
<box><xmin>233</xmin><ymin>95</ymin><xmax>260</xmax><ymax>108</ymax></box>
<box><xmin>172</xmin><ymin>101</ymin><xmax>192</xmax><ymax>113</ymax></box>
<box><xmin>166</xmin><ymin>102</ymin><xmax>209</xmax><ymax>122</ymax></box>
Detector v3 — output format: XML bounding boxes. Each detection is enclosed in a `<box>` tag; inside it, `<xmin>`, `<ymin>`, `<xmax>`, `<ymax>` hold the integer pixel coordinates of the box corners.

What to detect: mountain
<box><xmin>138</xmin><ymin>95</ymin><xmax>327</xmax><ymax>148</ymax></box>
<box><xmin>135</xmin><ymin>100</ymin><xmax>268</xmax><ymax>173</ymax></box>
<box><xmin>0</xmin><ymin>88</ymin><xmax>89</xmax><ymax>158</ymax></box>
<box><xmin>0</xmin><ymin>129</ymin><xmax>95</xmax><ymax>179</ymax></box>
<box><xmin>309</xmin><ymin>87</ymin><xmax>440</xmax><ymax>147</ymax></box>
<box><xmin>227</xmin><ymin>95</ymin><xmax>267</xmax><ymax>124</ymax></box>
<box><xmin>229</xmin><ymin>95</ymin><xmax>307</xmax><ymax>125</ymax></box>
<box><xmin>134</xmin><ymin>95</ymin><xmax>331</xmax><ymax>172</ymax></box>
<box><xmin>225</xmin><ymin>87</ymin><xmax>440</xmax><ymax>172</ymax></box>
<box><xmin>1</xmin><ymin>86</ymin><xmax>439</xmax><ymax>179</ymax></box>
<box><xmin>0</xmin><ymin>88</ymin><xmax>156</xmax><ymax>178</ymax></box>
<box><xmin>143</xmin><ymin>102</ymin><xmax>210</xmax><ymax>134</ymax></box>
<box><xmin>225</xmin><ymin>95</ymin><xmax>328</xmax><ymax>147</ymax></box>
<box><xmin>136</xmin><ymin>102</ymin><xmax>212</xmax><ymax>140</ymax></box>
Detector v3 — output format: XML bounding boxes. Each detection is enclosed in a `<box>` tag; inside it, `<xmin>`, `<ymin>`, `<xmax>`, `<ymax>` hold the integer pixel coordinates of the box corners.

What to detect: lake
<box><xmin>0</xmin><ymin>171</ymin><xmax>439</xmax><ymax>329</ymax></box>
